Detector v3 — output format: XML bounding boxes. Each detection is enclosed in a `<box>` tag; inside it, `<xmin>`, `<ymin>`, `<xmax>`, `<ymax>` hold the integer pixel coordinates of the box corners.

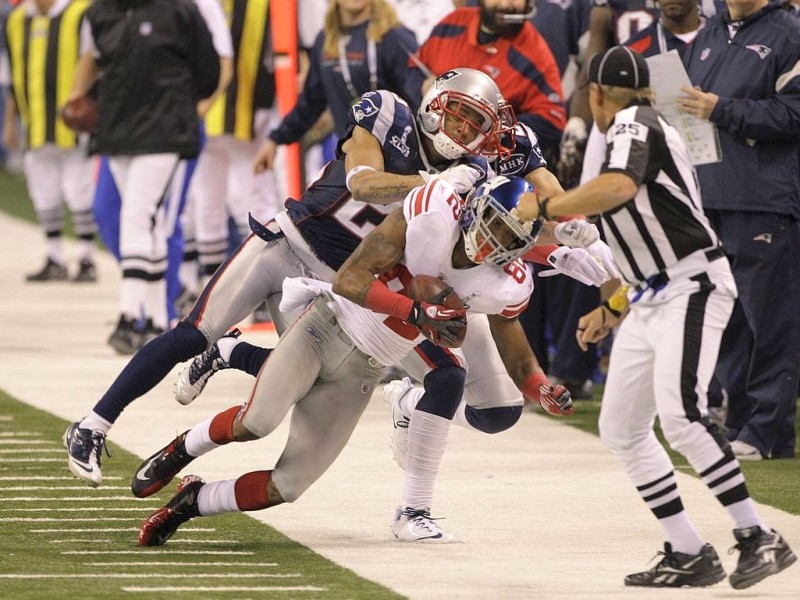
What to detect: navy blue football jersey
<box><xmin>494</xmin><ymin>123</ymin><xmax>547</xmax><ymax>178</ymax></box>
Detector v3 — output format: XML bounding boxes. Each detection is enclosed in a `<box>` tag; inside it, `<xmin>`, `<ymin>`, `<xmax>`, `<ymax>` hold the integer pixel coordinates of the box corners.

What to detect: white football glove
<box><xmin>421</xmin><ymin>164</ymin><xmax>482</xmax><ymax>195</ymax></box>
<box><xmin>554</xmin><ymin>219</ymin><xmax>600</xmax><ymax>247</ymax></box>
<box><xmin>585</xmin><ymin>239</ymin><xmax>621</xmax><ymax>279</ymax></box>
<box><xmin>539</xmin><ymin>246</ymin><xmax>611</xmax><ymax>286</ymax></box>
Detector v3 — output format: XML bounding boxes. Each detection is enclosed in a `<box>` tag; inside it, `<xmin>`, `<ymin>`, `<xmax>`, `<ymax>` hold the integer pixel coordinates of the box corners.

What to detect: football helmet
<box><xmin>462</xmin><ymin>175</ymin><xmax>541</xmax><ymax>267</ymax></box>
<box><xmin>418</xmin><ymin>68</ymin><xmax>516</xmax><ymax>161</ymax></box>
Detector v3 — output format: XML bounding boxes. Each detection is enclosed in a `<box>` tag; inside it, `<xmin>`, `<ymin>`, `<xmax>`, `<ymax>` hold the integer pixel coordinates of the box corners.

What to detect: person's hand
<box><xmin>557</xmin><ymin>117</ymin><xmax>588</xmax><ymax>189</ymax></box>
<box><xmin>3</xmin><ymin>119</ymin><xmax>19</xmax><ymax>151</ymax></box>
<box><xmin>576</xmin><ymin>304</ymin><xmax>623</xmax><ymax>351</ymax></box>
<box><xmin>253</xmin><ymin>139</ymin><xmax>278</xmax><ymax>174</ymax></box>
<box><xmin>539</xmin><ymin>246</ymin><xmax>612</xmax><ymax>286</ymax></box>
<box><xmin>678</xmin><ymin>86</ymin><xmax>719</xmax><ymax>121</ymax></box>
<box><xmin>537</xmin><ymin>383</ymin><xmax>575</xmax><ymax>416</ymax></box>
<box><xmin>427</xmin><ymin>163</ymin><xmax>483</xmax><ymax>195</ymax></box>
<box><xmin>407</xmin><ymin>299</ymin><xmax>467</xmax><ymax>348</ymax></box>
<box><xmin>554</xmin><ymin>219</ymin><xmax>599</xmax><ymax>247</ymax></box>
<box><xmin>584</xmin><ymin>239</ymin><xmax>620</xmax><ymax>279</ymax></box>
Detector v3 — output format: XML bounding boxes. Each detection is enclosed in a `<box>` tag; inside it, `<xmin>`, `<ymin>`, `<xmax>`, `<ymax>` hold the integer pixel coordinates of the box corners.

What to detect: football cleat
<box><xmin>382</xmin><ymin>378</ymin><xmax>413</xmax><ymax>470</ymax></box>
<box><xmin>729</xmin><ymin>439</ymin><xmax>763</xmax><ymax>461</ymax></box>
<box><xmin>729</xmin><ymin>526</ymin><xmax>796</xmax><ymax>589</ymax></box>
<box><xmin>391</xmin><ymin>506</ymin><xmax>455</xmax><ymax>543</ymax></box>
<box><xmin>138</xmin><ymin>475</ymin><xmax>205</xmax><ymax>546</ymax></box>
<box><xmin>131</xmin><ymin>431</ymin><xmax>195</xmax><ymax>498</ymax></box>
<box><xmin>63</xmin><ymin>422</ymin><xmax>107</xmax><ymax>487</ymax></box>
<box><xmin>624</xmin><ymin>542</ymin><xmax>726</xmax><ymax>588</ymax></box>
<box><xmin>26</xmin><ymin>258</ymin><xmax>68</xmax><ymax>282</ymax></box>
<box><xmin>107</xmin><ymin>314</ymin><xmax>141</xmax><ymax>355</ymax></box>
<box><xmin>72</xmin><ymin>259</ymin><xmax>97</xmax><ymax>283</ymax></box>
<box><xmin>174</xmin><ymin>329</ymin><xmax>241</xmax><ymax>405</ymax></box>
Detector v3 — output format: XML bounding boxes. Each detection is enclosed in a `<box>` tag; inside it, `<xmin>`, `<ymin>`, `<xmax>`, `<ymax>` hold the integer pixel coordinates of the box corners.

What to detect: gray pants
<box><xmin>240</xmin><ymin>298</ymin><xmax>385</xmax><ymax>502</ymax></box>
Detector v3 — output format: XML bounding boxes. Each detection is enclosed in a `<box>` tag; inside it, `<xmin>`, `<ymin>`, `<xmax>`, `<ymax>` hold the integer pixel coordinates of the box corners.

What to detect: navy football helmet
<box><xmin>462</xmin><ymin>175</ymin><xmax>541</xmax><ymax>266</ymax></box>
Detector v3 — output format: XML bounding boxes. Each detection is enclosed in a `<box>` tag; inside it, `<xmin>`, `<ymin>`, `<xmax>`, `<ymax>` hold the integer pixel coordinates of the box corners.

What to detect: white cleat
<box><xmin>391</xmin><ymin>506</ymin><xmax>456</xmax><ymax>543</ymax></box>
<box><xmin>382</xmin><ymin>378</ymin><xmax>413</xmax><ymax>470</ymax></box>
<box><xmin>63</xmin><ymin>422</ymin><xmax>106</xmax><ymax>487</ymax></box>
<box><xmin>174</xmin><ymin>329</ymin><xmax>240</xmax><ymax>405</ymax></box>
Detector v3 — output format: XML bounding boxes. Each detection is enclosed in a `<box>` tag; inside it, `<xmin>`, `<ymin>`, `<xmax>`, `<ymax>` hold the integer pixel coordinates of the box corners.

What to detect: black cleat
<box><xmin>26</xmin><ymin>258</ymin><xmax>68</xmax><ymax>282</ymax></box>
<box><xmin>72</xmin><ymin>259</ymin><xmax>97</xmax><ymax>283</ymax></box>
<box><xmin>729</xmin><ymin>526</ymin><xmax>796</xmax><ymax>589</ymax></box>
<box><xmin>138</xmin><ymin>475</ymin><xmax>204</xmax><ymax>546</ymax></box>
<box><xmin>107</xmin><ymin>315</ymin><xmax>142</xmax><ymax>355</ymax></box>
<box><xmin>625</xmin><ymin>543</ymin><xmax>726</xmax><ymax>588</ymax></box>
<box><xmin>131</xmin><ymin>431</ymin><xmax>194</xmax><ymax>498</ymax></box>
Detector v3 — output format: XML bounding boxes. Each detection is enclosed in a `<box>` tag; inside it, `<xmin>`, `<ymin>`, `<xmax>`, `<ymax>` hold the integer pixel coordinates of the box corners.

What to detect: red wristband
<box><xmin>521</xmin><ymin>372</ymin><xmax>549</xmax><ymax>403</ymax></box>
<box><xmin>522</xmin><ymin>244</ymin><xmax>559</xmax><ymax>266</ymax></box>
<box><xmin>363</xmin><ymin>279</ymin><xmax>415</xmax><ymax>320</ymax></box>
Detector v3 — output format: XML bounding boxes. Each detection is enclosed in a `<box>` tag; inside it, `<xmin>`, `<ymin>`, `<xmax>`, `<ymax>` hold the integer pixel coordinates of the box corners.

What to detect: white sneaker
<box><xmin>391</xmin><ymin>506</ymin><xmax>456</xmax><ymax>543</ymax></box>
<box><xmin>63</xmin><ymin>422</ymin><xmax>106</xmax><ymax>487</ymax></box>
<box><xmin>730</xmin><ymin>439</ymin><xmax>763</xmax><ymax>461</ymax></box>
<box><xmin>382</xmin><ymin>378</ymin><xmax>413</xmax><ymax>470</ymax></box>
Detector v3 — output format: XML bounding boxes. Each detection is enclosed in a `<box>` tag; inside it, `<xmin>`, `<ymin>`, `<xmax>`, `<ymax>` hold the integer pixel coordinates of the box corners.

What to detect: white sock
<box><xmin>79</xmin><ymin>239</ymin><xmax>94</xmax><ymax>261</ymax></box>
<box><xmin>216</xmin><ymin>336</ymin><xmax>242</xmax><ymax>363</ymax></box>
<box><xmin>46</xmin><ymin>238</ymin><xmax>65</xmax><ymax>265</ymax></box>
<box><xmin>120</xmin><ymin>278</ymin><xmax>146</xmax><ymax>320</ymax></box>
<box><xmin>726</xmin><ymin>498</ymin><xmax>767</xmax><ymax>531</ymax></box>
<box><xmin>400</xmin><ymin>411</ymin><xmax>451</xmax><ymax>510</ymax></box>
<box><xmin>197</xmin><ymin>479</ymin><xmax>238</xmax><ymax>516</ymax></box>
<box><xmin>658</xmin><ymin>512</ymin><xmax>704</xmax><ymax>555</ymax></box>
<box><xmin>184</xmin><ymin>415</ymin><xmax>220</xmax><ymax>457</ymax></box>
<box><xmin>79</xmin><ymin>412</ymin><xmax>113</xmax><ymax>435</ymax></box>
<box><xmin>145</xmin><ymin>278</ymin><xmax>168</xmax><ymax>330</ymax></box>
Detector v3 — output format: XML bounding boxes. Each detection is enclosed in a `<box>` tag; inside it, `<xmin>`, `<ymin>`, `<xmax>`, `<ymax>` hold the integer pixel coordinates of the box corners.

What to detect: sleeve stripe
<box><xmin>501</xmin><ymin>299</ymin><xmax>530</xmax><ymax>318</ymax></box>
<box><xmin>410</xmin><ymin>180</ymin><xmax>437</xmax><ymax>216</ymax></box>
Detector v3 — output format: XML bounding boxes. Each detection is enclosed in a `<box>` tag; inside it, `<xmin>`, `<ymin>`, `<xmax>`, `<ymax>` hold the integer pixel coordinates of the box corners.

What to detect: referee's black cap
<box><xmin>588</xmin><ymin>46</ymin><xmax>649</xmax><ymax>89</ymax></box>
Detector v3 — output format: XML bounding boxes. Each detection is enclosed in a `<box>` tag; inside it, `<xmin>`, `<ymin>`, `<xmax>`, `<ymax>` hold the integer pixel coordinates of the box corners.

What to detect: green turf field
<box><xmin>0</xmin><ymin>390</ymin><xmax>403</xmax><ymax>600</ymax></box>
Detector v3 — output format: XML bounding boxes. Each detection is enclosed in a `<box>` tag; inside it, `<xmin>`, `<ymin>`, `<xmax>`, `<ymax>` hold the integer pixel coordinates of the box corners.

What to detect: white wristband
<box><xmin>345</xmin><ymin>165</ymin><xmax>377</xmax><ymax>192</ymax></box>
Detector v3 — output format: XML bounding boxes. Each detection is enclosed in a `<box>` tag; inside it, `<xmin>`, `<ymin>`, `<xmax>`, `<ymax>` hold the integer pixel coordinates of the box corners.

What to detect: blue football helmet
<box><xmin>462</xmin><ymin>175</ymin><xmax>541</xmax><ymax>266</ymax></box>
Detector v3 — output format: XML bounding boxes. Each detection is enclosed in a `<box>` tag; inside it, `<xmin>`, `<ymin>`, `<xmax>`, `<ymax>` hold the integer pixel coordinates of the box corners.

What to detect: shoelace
<box><xmin>188</xmin><ymin>349</ymin><xmax>220</xmax><ymax>384</ymax></box>
<box><xmin>402</xmin><ymin>508</ymin><xmax>445</xmax><ymax>532</ymax></box>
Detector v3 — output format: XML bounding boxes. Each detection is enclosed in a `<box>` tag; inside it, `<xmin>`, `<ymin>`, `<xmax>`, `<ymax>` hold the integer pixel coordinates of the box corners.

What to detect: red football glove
<box><xmin>522</xmin><ymin>373</ymin><xmax>575</xmax><ymax>416</ymax></box>
<box><xmin>407</xmin><ymin>293</ymin><xmax>467</xmax><ymax>348</ymax></box>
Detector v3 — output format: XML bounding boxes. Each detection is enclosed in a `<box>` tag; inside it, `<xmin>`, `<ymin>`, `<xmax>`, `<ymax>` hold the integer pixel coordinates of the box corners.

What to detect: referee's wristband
<box><xmin>537</xmin><ymin>196</ymin><xmax>551</xmax><ymax>221</ymax></box>
<box><xmin>601</xmin><ymin>300</ymin><xmax>622</xmax><ymax>319</ymax></box>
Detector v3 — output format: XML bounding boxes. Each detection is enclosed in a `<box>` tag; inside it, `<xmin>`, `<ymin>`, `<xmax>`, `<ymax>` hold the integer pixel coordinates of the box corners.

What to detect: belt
<box><xmin>249</xmin><ymin>213</ymin><xmax>285</xmax><ymax>242</ymax></box>
<box><xmin>632</xmin><ymin>246</ymin><xmax>724</xmax><ymax>300</ymax></box>
<box><xmin>705</xmin><ymin>246</ymin><xmax>724</xmax><ymax>262</ymax></box>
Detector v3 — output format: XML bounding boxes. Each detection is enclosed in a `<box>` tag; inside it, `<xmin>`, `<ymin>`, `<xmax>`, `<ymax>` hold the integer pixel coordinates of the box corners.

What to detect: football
<box><xmin>406</xmin><ymin>274</ymin><xmax>467</xmax><ymax>348</ymax></box>
<box><xmin>59</xmin><ymin>95</ymin><xmax>98</xmax><ymax>133</ymax></box>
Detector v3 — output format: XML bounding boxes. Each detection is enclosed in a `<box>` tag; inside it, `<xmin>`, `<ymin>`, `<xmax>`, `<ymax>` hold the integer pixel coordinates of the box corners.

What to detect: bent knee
<box><xmin>465</xmin><ymin>405</ymin><xmax>522</xmax><ymax>433</ymax></box>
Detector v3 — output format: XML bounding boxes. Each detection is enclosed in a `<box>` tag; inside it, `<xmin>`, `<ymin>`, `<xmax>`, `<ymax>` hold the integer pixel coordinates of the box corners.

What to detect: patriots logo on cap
<box><xmin>745</xmin><ymin>44</ymin><xmax>772</xmax><ymax>60</ymax></box>
<box><xmin>700</xmin><ymin>48</ymin><xmax>711</xmax><ymax>61</ymax></box>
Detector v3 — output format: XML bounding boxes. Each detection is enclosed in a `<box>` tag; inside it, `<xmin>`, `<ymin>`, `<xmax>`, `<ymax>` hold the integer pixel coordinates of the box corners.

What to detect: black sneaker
<box><xmin>174</xmin><ymin>329</ymin><xmax>241</xmax><ymax>405</ymax></box>
<box><xmin>138</xmin><ymin>475</ymin><xmax>204</xmax><ymax>546</ymax></box>
<box><xmin>26</xmin><ymin>258</ymin><xmax>68</xmax><ymax>282</ymax></box>
<box><xmin>131</xmin><ymin>431</ymin><xmax>195</xmax><ymax>498</ymax></box>
<box><xmin>107</xmin><ymin>315</ymin><xmax>142</xmax><ymax>355</ymax></box>
<box><xmin>625</xmin><ymin>543</ymin><xmax>726</xmax><ymax>588</ymax></box>
<box><xmin>63</xmin><ymin>422</ymin><xmax>107</xmax><ymax>487</ymax></box>
<box><xmin>72</xmin><ymin>259</ymin><xmax>97</xmax><ymax>283</ymax></box>
<box><xmin>139</xmin><ymin>318</ymin><xmax>165</xmax><ymax>347</ymax></box>
<box><xmin>729</xmin><ymin>526</ymin><xmax>797</xmax><ymax>589</ymax></box>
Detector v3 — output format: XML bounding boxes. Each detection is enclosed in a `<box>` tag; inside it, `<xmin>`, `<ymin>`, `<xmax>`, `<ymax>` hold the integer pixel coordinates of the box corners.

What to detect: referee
<box><xmin>518</xmin><ymin>46</ymin><xmax>795</xmax><ymax>590</ymax></box>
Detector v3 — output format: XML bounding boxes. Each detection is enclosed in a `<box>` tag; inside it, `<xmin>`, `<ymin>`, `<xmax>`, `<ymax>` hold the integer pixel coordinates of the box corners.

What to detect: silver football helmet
<box><xmin>418</xmin><ymin>68</ymin><xmax>516</xmax><ymax>161</ymax></box>
<box><xmin>462</xmin><ymin>175</ymin><xmax>541</xmax><ymax>267</ymax></box>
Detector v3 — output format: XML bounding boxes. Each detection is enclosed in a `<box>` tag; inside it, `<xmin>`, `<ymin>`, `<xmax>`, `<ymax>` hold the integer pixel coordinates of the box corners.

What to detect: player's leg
<box><xmin>61</xmin><ymin>143</ymin><xmax>98</xmax><ymax>281</ymax></box>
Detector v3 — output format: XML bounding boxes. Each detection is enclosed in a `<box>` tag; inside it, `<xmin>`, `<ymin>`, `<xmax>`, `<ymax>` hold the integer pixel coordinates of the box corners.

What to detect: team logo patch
<box><xmin>305</xmin><ymin>326</ymin><xmax>323</xmax><ymax>344</ymax></box>
<box><xmin>352</xmin><ymin>97</ymin><xmax>379</xmax><ymax>122</ymax></box>
<box><xmin>499</xmin><ymin>153</ymin><xmax>526</xmax><ymax>175</ymax></box>
<box><xmin>745</xmin><ymin>44</ymin><xmax>772</xmax><ymax>60</ymax></box>
<box><xmin>753</xmin><ymin>233</ymin><xmax>773</xmax><ymax>244</ymax></box>
<box><xmin>700</xmin><ymin>47</ymin><xmax>711</xmax><ymax>61</ymax></box>
<box><xmin>484</xmin><ymin>66</ymin><xmax>501</xmax><ymax>79</ymax></box>
<box><xmin>438</xmin><ymin>70</ymin><xmax>461</xmax><ymax>82</ymax></box>
<box><xmin>390</xmin><ymin>125</ymin><xmax>412</xmax><ymax>157</ymax></box>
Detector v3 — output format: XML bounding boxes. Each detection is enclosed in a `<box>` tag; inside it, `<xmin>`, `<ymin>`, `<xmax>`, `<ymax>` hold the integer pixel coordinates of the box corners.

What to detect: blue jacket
<box><xmin>683</xmin><ymin>2</ymin><xmax>800</xmax><ymax>217</ymax></box>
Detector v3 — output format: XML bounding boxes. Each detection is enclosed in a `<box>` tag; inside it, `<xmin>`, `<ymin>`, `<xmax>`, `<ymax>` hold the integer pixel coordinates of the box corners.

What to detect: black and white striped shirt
<box><xmin>597</xmin><ymin>101</ymin><xmax>719</xmax><ymax>286</ymax></box>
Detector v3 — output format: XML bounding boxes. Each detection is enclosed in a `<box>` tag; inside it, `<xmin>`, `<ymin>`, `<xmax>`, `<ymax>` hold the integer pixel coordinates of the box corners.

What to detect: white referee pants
<box><xmin>598</xmin><ymin>267</ymin><xmax>736</xmax><ymax>486</ymax></box>
<box><xmin>109</xmin><ymin>153</ymin><xmax>180</xmax><ymax>329</ymax></box>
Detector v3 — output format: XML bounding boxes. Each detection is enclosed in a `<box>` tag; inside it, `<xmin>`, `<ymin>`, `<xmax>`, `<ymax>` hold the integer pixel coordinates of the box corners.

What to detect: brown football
<box><xmin>60</xmin><ymin>95</ymin><xmax>98</xmax><ymax>133</ymax></box>
<box><xmin>406</xmin><ymin>274</ymin><xmax>467</xmax><ymax>348</ymax></box>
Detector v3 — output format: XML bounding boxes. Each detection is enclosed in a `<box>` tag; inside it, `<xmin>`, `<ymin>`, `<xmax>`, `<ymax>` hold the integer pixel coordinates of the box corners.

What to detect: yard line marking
<box><xmin>85</xmin><ymin>562</ymin><xmax>278</xmax><ymax>567</ymax></box>
<box><xmin>0</xmin><ymin>442</ymin><xmax>60</xmax><ymax>447</ymax></box>
<box><xmin>122</xmin><ymin>586</ymin><xmax>326</xmax><ymax>593</ymax></box>
<box><xmin>1</xmin><ymin>496</ymin><xmax>158</xmax><ymax>502</ymax></box>
<box><xmin>51</xmin><ymin>539</ymin><xmax>114</xmax><ymax>543</ymax></box>
<box><xmin>2</xmin><ymin>486</ymin><xmax>129</xmax><ymax>491</ymax></box>
<box><xmin>64</xmin><ymin>550</ymin><xmax>254</xmax><ymax>555</ymax></box>
<box><xmin>2</xmin><ymin>508</ymin><xmax>144</xmax><ymax>512</ymax></box>
<box><xmin>0</xmin><ymin>431</ymin><xmax>41</xmax><ymax>436</ymax></box>
<box><xmin>2</xmin><ymin>458</ymin><xmax>68</xmax><ymax>463</ymax></box>
<box><xmin>0</xmin><ymin>416</ymin><xmax>14</xmax><ymax>421</ymax></box>
<box><xmin>0</xmin><ymin>573</ymin><xmax>301</xmax><ymax>579</ymax></box>
<box><xmin>0</xmin><ymin>476</ymin><xmax>123</xmax><ymax>481</ymax></box>
<box><xmin>2</xmin><ymin>517</ymin><xmax>141</xmax><ymax>522</ymax></box>
<box><xmin>32</xmin><ymin>527</ymin><xmax>217</xmax><ymax>533</ymax></box>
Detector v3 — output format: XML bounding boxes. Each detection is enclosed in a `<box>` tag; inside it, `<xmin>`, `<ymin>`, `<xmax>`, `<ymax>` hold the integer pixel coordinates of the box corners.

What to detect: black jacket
<box><xmin>88</xmin><ymin>0</ymin><xmax>219</xmax><ymax>157</ymax></box>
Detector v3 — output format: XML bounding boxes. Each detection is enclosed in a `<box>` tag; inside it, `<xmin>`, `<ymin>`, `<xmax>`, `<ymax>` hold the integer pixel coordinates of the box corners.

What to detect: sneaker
<box><xmin>138</xmin><ymin>475</ymin><xmax>205</xmax><ymax>546</ymax></box>
<box><xmin>729</xmin><ymin>526</ymin><xmax>797</xmax><ymax>589</ymax></box>
<box><xmin>391</xmin><ymin>506</ymin><xmax>455</xmax><ymax>543</ymax></box>
<box><xmin>107</xmin><ymin>314</ymin><xmax>142</xmax><ymax>355</ymax></box>
<box><xmin>624</xmin><ymin>543</ymin><xmax>726</xmax><ymax>587</ymax></box>
<box><xmin>72</xmin><ymin>259</ymin><xmax>97</xmax><ymax>283</ymax></box>
<box><xmin>131</xmin><ymin>431</ymin><xmax>194</xmax><ymax>498</ymax></box>
<box><xmin>26</xmin><ymin>258</ymin><xmax>68</xmax><ymax>282</ymax></box>
<box><xmin>63</xmin><ymin>422</ymin><xmax>107</xmax><ymax>487</ymax></box>
<box><xmin>174</xmin><ymin>329</ymin><xmax>240</xmax><ymax>405</ymax></box>
<box><xmin>382</xmin><ymin>378</ymin><xmax>413</xmax><ymax>470</ymax></box>
<box><xmin>730</xmin><ymin>439</ymin><xmax>763</xmax><ymax>461</ymax></box>
<box><xmin>139</xmin><ymin>318</ymin><xmax>164</xmax><ymax>347</ymax></box>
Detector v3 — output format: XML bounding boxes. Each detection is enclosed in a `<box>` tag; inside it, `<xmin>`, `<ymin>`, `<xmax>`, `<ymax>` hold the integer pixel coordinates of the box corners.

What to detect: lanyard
<box><xmin>656</xmin><ymin>22</ymin><xmax>668</xmax><ymax>55</ymax></box>
<box><xmin>338</xmin><ymin>34</ymin><xmax>378</xmax><ymax>101</ymax></box>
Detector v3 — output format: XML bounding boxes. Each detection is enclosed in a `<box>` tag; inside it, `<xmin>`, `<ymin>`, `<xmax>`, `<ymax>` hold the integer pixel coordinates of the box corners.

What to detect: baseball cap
<box><xmin>588</xmin><ymin>46</ymin><xmax>649</xmax><ymax>89</ymax></box>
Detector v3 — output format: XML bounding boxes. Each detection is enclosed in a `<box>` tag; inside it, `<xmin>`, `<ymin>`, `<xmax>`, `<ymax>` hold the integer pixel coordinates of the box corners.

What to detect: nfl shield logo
<box><xmin>700</xmin><ymin>47</ymin><xmax>710</xmax><ymax>61</ymax></box>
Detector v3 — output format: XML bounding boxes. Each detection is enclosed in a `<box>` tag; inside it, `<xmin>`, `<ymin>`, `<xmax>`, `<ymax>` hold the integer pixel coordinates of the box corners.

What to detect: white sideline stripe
<box><xmin>0</xmin><ymin>476</ymin><xmax>123</xmax><ymax>481</ymax></box>
<box><xmin>0</xmin><ymin>573</ymin><xmax>301</xmax><ymax>579</ymax></box>
<box><xmin>122</xmin><ymin>586</ymin><xmax>326</xmax><ymax>593</ymax></box>
<box><xmin>32</xmin><ymin>527</ymin><xmax>217</xmax><ymax>533</ymax></box>
<box><xmin>3</xmin><ymin>486</ymin><xmax>129</xmax><ymax>491</ymax></box>
<box><xmin>64</xmin><ymin>550</ymin><xmax>254</xmax><ymax>555</ymax></box>
<box><xmin>0</xmin><ymin>496</ymin><xmax>157</xmax><ymax>501</ymax></box>
<box><xmin>2</xmin><ymin>517</ymin><xmax>141</xmax><ymax>522</ymax></box>
<box><xmin>2</xmin><ymin>508</ymin><xmax>147</xmax><ymax>512</ymax></box>
<box><xmin>85</xmin><ymin>562</ymin><xmax>279</xmax><ymax>567</ymax></box>
<box><xmin>52</xmin><ymin>538</ymin><xmax>243</xmax><ymax>545</ymax></box>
